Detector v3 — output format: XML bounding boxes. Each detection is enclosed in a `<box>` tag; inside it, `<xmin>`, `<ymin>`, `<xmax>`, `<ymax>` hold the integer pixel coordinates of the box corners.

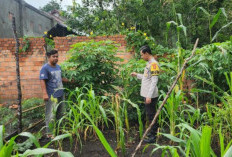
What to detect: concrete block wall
<box><xmin>0</xmin><ymin>35</ymin><xmax>134</xmax><ymax>103</ymax></box>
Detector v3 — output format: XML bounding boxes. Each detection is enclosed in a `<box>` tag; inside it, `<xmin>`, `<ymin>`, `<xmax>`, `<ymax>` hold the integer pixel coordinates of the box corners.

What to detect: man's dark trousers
<box><xmin>144</xmin><ymin>97</ymin><xmax>159</xmax><ymax>136</ymax></box>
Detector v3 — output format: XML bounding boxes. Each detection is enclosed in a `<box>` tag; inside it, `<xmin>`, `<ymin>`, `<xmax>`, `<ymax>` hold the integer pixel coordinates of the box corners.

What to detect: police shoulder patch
<box><xmin>150</xmin><ymin>62</ymin><xmax>159</xmax><ymax>76</ymax></box>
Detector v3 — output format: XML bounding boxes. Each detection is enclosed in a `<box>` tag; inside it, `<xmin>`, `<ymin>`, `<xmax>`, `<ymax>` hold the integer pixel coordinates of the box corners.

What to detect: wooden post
<box><xmin>12</xmin><ymin>17</ymin><xmax>23</xmax><ymax>133</ymax></box>
<box><xmin>131</xmin><ymin>38</ymin><xmax>199</xmax><ymax>157</ymax></box>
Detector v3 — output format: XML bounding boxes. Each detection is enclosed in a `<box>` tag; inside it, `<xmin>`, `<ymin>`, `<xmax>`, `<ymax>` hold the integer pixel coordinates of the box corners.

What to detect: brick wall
<box><xmin>0</xmin><ymin>38</ymin><xmax>46</xmax><ymax>102</ymax></box>
<box><xmin>0</xmin><ymin>35</ymin><xmax>134</xmax><ymax>103</ymax></box>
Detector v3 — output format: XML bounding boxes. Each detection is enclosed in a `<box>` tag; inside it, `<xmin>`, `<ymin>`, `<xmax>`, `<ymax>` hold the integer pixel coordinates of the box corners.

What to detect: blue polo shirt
<box><xmin>39</xmin><ymin>63</ymin><xmax>64</xmax><ymax>98</ymax></box>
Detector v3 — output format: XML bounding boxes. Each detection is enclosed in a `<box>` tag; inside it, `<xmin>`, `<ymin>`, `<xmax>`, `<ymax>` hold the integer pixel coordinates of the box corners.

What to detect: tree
<box><xmin>64</xmin><ymin>0</ymin><xmax>232</xmax><ymax>47</ymax></box>
<box><xmin>40</xmin><ymin>0</ymin><xmax>62</xmax><ymax>13</ymax></box>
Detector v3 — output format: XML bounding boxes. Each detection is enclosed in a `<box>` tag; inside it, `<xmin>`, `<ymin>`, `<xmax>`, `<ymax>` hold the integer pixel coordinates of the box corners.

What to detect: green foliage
<box><xmin>187</xmin><ymin>40</ymin><xmax>232</xmax><ymax>103</ymax></box>
<box><xmin>19</xmin><ymin>36</ymin><xmax>30</xmax><ymax>53</ymax></box>
<box><xmin>61</xmin><ymin>40</ymin><xmax>122</xmax><ymax>92</ymax></box>
<box><xmin>125</xmin><ymin>30</ymin><xmax>156</xmax><ymax>57</ymax></box>
<box><xmin>0</xmin><ymin>125</ymin><xmax>73</xmax><ymax>157</ymax></box>
<box><xmin>44</xmin><ymin>37</ymin><xmax>55</xmax><ymax>52</ymax></box>
<box><xmin>162</xmin><ymin>89</ymin><xmax>184</xmax><ymax>136</ymax></box>
<box><xmin>64</xmin><ymin>0</ymin><xmax>232</xmax><ymax>47</ymax></box>
<box><xmin>40</xmin><ymin>0</ymin><xmax>62</xmax><ymax>13</ymax></box>
<box><xmin>0</xmin><ymin>107</ymin><xmax>16</xmax><ymax>126</ymax></box>
<box><xmin>219</xmin><ymin>125</ymin><xmax>232</xmax><ymax>157</ymax></box>
<box><xmin>22</xmin><ymin>98</ymin><xmax>44</xmax><ymax>129</ymax></box>
<box><xmin>59</xmin><ymin>86</ymin><xmax>110</xmax><ymax>146</ymax></box>
<box><xmin>58</xmin><ymin>85</ymin><xmax>143</xmax><ymax>155</ymax></box>
<box><xmin>77</xmin><ymin>105</ymin><xmax>117</xmax><ymax>157</ymax></box>
<box><xmin>58</xmin><ymin>86</ymin><xmax>117</xmax><ymax>154</ymax></box>
<box><xmin>195</xmin><ymin>73</ymin><xmax>232</xmax><ymax>143</ymax></box>
<box><xmin>0</xmin><ymin>107</ymin><xmax>17</xmax><ymax>136</ymax></box>
<box><xmin>150</xmin><ymin>124</ymin><xmax>216</xmax><ymax>157</ymax></box>
<box><xmin>117</xmin><ymin>58</ymin><xmax>146</xmax><ymax>102</ymax></box>
<box><xmin>166</xmin><ymin>13</ymin><xmax>187</xmax><ymax>45</ymax></box>
<box><xmin>197</xmin><ymin>7</ymin><xmax>230</xmax><ymax>43</ymax></box>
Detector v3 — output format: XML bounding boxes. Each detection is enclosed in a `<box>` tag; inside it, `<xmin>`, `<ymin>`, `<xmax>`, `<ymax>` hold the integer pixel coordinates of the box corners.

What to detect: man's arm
<box><xmin>62</xmin><ymin>78</ymin><xmax>69</xmax><ymax>83</ymax></box>
<box><xmin>131</xmin><ymin>72</ymin><xmax>143</xmax><ymax>80</ymax></box>
<box><xmin>40</xmin><ymin>80</ymin><xmax>49</xmax><ymax>101</ymax></box>
<box><xmin>62</xmin><ymin>78</ymin><xmax>76</xmax><ymax>84</ymax></box>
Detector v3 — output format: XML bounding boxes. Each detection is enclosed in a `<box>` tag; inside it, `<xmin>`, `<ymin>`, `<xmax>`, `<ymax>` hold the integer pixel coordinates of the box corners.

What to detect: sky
<box><xmin>24</xmin><ymin>0</ymin><xmax>82</xmax><ymax>10</ymax></box>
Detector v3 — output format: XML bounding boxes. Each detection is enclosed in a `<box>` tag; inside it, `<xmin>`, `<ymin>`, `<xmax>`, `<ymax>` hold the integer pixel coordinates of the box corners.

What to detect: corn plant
<box><xmin>108</xmin><ymin>88</ymin><xmax>143</xmax><ymax>155</ymax></box>
<box><xmin>58</xmin><ymin>86</ymin><xmax>117</xmax><ymax>156</ymax></box>
<box><xmin>180</xmin><ymin>104</ymin><xmax>201</xmax><ymax>127</ymax></box>
<box><xmin>197</xmin><ymin>7</ymin><xmax>229</xmax><ymax>42</ymax></box>
<box><xmin>0</xmin><ymin>125</ymin><xmax>73</xmax><ymax>157</ymax></box>
<box><xmin>146</xmin><ymin>144</ymin><xmax>180</xmax><ymax>157</ymax></box>
<box><xmin>195</xmin><ymin>74</ymin><xmax>232</xmax><ymax>141</ymax></box>
<box><xmin>110</xmin><ymin>95</ymin><xmax>126</xmax><ymax>154</ymax></box>
<box><xmin>58</xmin><ymin>86</ymin><xmax>111</xmax><ymax>150</ymax></box>
<box><xmin>161</xmin><ymin>89</ymin><xmax>184</xmax><ymax>136</ymax></box>
<box><xmin>225</xmin><ymin>72</ymin><xmax>232</xmax><ymax>95</ymax></box>
<box><xmin>166</xmin><ymin>13</ymin><xmax>188</xmax><ymax>92</ymax></box>
<box><xmin>148</xmin><ymin>124</ymin><xmax>217</xmax><ymax>157</ymax></box>
<box><xmin>77</xmin><ymin>104</ymin><xmax>117</xmax><ymax>157</ymax></box>
<box><xmin>219</xmin><ymin>125</ymin><xmax>232</xmax><ymax>157</ymax></box>
<box><xmin>112</xmin><ymin>85</ymin><xmax>144</xmax><ymax>138</ymax></box>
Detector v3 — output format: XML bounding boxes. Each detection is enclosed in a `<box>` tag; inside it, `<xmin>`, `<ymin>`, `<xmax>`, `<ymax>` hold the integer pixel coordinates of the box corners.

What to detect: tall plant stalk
<box><xmin>197</xmin><ymin>7</ymin><xmax>228</xmax><ymax>43</ymax></box>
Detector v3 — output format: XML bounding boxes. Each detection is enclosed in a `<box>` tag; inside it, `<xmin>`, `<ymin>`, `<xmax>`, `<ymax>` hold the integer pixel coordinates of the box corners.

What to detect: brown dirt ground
<box><xmin>39</xmin><ymin>129</ymin><xmax>164</xmax><ymax>157</ymax></box>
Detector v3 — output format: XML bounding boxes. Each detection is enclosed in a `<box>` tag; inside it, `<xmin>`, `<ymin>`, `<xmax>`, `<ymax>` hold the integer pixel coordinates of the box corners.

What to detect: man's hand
<box><xmin>145</xmin><ymin>97</ymin><xmax>151</xmax><ymax>104</ymax></box>
<box><xmin>43</xmin><ymin>94</ymin><xmax>49</xmax><ymax>101</ymax></box>
<box><xmin>131</xmin><ymin>72</ymin><xmax>137</xmax><ymax>77</ymax></box>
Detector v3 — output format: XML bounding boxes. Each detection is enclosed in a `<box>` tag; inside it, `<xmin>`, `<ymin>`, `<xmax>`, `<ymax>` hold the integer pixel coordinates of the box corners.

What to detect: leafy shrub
<box><xmin>187</xmin><ymin>40</ymin><xmax>232</xmax><ymax>103</ymax></box>
<box><xmin>61</xmin><ymin>40</ymin><xmax>122</xmax><ymax>92</ymax></box>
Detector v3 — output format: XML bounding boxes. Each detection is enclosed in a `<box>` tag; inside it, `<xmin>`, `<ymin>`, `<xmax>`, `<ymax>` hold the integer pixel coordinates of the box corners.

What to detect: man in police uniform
<box><xmin>131</xmin><ymin>45</ymin><xmax>159</xmax><ymax>143</ymax></box>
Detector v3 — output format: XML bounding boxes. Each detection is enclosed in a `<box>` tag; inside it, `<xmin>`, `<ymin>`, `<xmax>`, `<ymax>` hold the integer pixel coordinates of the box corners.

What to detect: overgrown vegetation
<box><xmin>63</xmin><ymin>0</ymin><xmax>232</xmax><ymax>48</ymax></box>
<box><xmin>2</xmin><ymin>0</ymin><xmax>232</xmax><ymax>156</ymax></box>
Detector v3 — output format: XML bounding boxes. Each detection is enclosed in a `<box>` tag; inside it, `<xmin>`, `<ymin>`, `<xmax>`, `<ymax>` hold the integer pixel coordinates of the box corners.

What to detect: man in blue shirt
<box><xmin>40</xmin><ymin>49</ymin><xmax>65</xmax><ymax>138</ymax></box>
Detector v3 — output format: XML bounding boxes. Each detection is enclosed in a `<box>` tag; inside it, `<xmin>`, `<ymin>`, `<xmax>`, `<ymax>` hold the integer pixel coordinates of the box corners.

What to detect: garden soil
<box><xmin>39</xmin><ymin>129</ymin><xmax>163</xmax><ymax>157</ymax></box>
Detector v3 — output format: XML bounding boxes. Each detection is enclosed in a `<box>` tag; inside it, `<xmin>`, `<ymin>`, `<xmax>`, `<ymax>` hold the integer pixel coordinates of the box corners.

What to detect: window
<box><xmin>8</xmin><ymin>12</ymin><xmax>14</xmax><ymax>21</ymax></box>
<box><xmin>30</xmin><ymin>21</ymin><xmax>34</xmax><ymax>31</ymax></box>
<box><xmin>39</xmin><ymin>24</ymin><xmax>42</xmax><ymax>32</ymax></box>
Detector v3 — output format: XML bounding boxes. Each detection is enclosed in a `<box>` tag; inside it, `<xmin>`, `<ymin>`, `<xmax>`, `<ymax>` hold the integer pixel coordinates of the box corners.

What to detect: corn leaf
<box><xmin>0</xmin><ymin>125</ymin><xmax>4</xmax><ymax>151</ymax></box>
<box><xmin>224</xmin><ymin>146</ymin><xmax>232</xmax><ymax>157</ymax></box>
<box><xmin>200</xmin><ymin>126</ymin><xmax>212</xmax><ymax>157</ymax></box>
<box><xmin>212</xmin><ymin>22</ymin><xmax>232</xmax><ymax>41</ymax></box>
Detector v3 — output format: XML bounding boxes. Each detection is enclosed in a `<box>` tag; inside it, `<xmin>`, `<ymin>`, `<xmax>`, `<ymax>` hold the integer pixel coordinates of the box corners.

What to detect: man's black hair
<box><xmin>46</xmin><ymin>49</ymin><xmax>58</xmax><ymax>57</ymax></box>
<box><xmin>140</xmin><ymin>45</ymin><xmax>152</xmax><ymax>55</ymax></box>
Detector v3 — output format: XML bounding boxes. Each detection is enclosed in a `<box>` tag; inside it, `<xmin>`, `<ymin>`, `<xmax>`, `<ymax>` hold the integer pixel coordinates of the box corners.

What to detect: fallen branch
<box><xmin>131</xmin><ymin>38</ymin><xmax>199</xmax><ymax>157</ymax></box>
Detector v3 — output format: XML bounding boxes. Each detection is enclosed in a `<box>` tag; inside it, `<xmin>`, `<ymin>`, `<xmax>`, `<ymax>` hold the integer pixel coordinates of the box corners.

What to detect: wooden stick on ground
<box><xmin>131</xmin><ymin>38</ymin><xmax>199</xmax><ymax>157</ymax></box>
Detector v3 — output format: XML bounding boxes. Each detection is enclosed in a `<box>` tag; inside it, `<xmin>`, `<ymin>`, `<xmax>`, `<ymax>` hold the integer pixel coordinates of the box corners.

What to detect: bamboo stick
<box><xmin>22</xmin><ymin>104</ymin><xmax>45</xmax><ymax>113</ymax></box>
